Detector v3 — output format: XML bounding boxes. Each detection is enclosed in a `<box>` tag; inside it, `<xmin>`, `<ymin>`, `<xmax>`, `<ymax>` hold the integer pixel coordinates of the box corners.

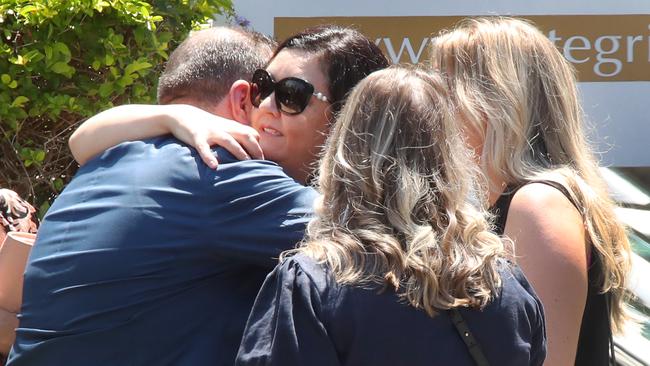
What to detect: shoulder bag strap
<box><xmin>449</xmin><ymin>308</ymin><xmax>490</xmax><ymax>366</ymax></box>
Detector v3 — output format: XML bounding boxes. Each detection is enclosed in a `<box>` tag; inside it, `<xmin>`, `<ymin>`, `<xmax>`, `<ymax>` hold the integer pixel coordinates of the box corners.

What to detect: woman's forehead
<box><xmin>267</xmin><ymin>49</ymin><xmax>325</xmax><ymax>84</ymax></box>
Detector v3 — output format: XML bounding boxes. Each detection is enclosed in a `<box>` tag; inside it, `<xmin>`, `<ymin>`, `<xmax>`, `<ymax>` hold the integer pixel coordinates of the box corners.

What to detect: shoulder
<box><xmin>206</xmin><ymin>148</ymin><xmax>318</xmax><ymax>206</ymax></box>
<box><xmin>509</xmin><ymin>182</ymin><xmax>581</xmax><ymax>222</ymax></box>
<box><xmin>504</xmin><ymin>180</ymin><xmax>588</xmax><ymax>276</ymax></box>
<box><xmin>506</xmin><ymin>181</ymin><xmax>585</xmax><ymax>247</ymax></box>
<box><xmin>275</xmin><ymin>253</ymin><xmax>335</xmax><ymax>294</ymax></box>
<box><xmin>79</xmin><ymin>136</ymin><xmax>194</xmax><ymax>173</ymax></box>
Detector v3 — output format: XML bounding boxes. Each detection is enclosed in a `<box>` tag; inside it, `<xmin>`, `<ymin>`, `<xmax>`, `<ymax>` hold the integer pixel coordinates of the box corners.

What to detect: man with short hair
<box><xmin>8</xmin><ymin>27</ymin><xmax>317</xmax><ymax>366</ymax></box>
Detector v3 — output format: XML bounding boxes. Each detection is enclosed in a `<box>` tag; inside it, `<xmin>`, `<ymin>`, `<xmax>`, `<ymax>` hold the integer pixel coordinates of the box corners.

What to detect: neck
<box><xmin>486</xmin><ymin>172</ymin><xmax>507</xmax><ymax>206</ymax></box>
<box><xmin>290</xmin><ymin>168</ymin><xmax>309</xmax><ymax>186</ymax></box>
<box><xmin>166</xmin><ymin>97</ymin><xmax>230</xmax><ymax>119</ymax></box>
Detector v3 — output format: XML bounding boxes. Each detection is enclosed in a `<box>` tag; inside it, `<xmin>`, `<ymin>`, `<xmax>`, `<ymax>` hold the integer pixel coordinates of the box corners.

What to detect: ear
<box><xmin>227</xmin><ymin>80</ymin><xmax>252</xmax><ymax>125</ymax></box>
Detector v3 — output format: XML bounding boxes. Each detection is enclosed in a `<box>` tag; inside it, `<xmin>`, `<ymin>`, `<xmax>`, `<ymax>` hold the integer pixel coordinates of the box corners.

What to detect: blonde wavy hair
<box><xmin>288</xmin><ymin>66</ymin><xmax>507</xmax><ymax>317</ymax></box>
<box><xmin>430</xmin><ymin>17</ymin><xmax>631</xmax><ymax>330</ymax></box>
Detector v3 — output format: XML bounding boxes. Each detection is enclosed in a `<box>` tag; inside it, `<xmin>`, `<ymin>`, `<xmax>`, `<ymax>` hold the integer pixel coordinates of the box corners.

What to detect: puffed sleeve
<box><xmin>236</xmin><ymin>256</ymin><xmax>340</xmax><ymax>366</ymax></box>
<box><xmin>529</xmin><ymin>295</ymin><xmax>547</xmax><ymax>366</ymax></box>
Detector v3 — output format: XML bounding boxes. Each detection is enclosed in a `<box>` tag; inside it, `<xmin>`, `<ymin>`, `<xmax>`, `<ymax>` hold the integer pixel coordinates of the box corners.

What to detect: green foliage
<box><xmin>0</xmin><ymin>0</ymin><xmax>233</xmax><ymax>216</ymax></box>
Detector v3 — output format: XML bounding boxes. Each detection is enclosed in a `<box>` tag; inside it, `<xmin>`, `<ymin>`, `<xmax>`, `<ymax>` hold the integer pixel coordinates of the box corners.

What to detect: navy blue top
<box><xmin>236</xmin><ymin>254</ymin><xmax>547</xmax><ymax>366</ymax></box>
<box><xmin>8</xmin><ymin>136</ymin><xmax>317</xmax><ymax>366</ymax></box>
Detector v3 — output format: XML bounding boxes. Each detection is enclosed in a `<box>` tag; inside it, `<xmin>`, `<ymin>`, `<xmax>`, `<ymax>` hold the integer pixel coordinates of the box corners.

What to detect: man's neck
<box><xmin>166</xmin><ymin>97</ymin><xmax>231</xmax><ymax>119</ymax></box>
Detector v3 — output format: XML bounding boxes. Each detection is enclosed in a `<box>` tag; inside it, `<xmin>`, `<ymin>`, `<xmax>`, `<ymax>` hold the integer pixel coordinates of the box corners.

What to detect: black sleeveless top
<box><xmin>490</xmin><ymin>180</ymin><xmax>612</xmax><ymax>366</ymax></box>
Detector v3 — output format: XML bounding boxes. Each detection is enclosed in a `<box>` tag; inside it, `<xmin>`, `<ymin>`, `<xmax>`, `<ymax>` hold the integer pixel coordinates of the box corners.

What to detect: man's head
<box><xmin>157</xmin><ymin>26</ymin><xmax>275</xmax><ymax>121</ymax></box>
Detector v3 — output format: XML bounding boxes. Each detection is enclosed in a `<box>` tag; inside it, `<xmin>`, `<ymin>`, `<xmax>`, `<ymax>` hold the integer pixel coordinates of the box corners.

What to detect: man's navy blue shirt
<box><xmin>8</xmin><ymin>136</ymin><xmax>317</xmax><ymax>366</ymax></box>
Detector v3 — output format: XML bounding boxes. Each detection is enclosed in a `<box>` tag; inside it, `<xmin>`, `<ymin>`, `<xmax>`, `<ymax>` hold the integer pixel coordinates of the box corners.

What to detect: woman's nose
<box><xmin>257</xmin><ymin>91</ymin><xmax>281</xmax><ymax>117</ymax></box>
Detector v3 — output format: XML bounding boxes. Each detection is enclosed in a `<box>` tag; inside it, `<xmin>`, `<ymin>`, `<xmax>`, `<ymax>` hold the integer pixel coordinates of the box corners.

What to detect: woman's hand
<box><xmin>164</xmin><ymin>105</ymin><xmax>263</xmax><ymax>169</ymax></box>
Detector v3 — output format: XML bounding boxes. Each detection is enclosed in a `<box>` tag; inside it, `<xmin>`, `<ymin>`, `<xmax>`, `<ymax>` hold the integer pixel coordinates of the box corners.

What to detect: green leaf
<box><xmin>105</xmin><ymin>53</ymin><xmax>114</xmax><ymax>66</ymax></box>
<box><xmin>133</xmin><ymin>28</ymin><xmax>146</xmax><ymax>45</ymax></box>
<box><xmin>24</xmin><ymin>49</ymin><xmax>44</xmax><ymax>63</ymax></box>
<box><xmin>10</xmin><ymin>55</ymin><xmax>25</xmax><ymax>65</ymax></box>
<box><xmin>18</xmin><ymin>5</ymin><xmax>38</xmax><ymax>16</ymax></box>
<box><xmin>140</xmin><ymin>6</ymin><xmax>150</xmax><ymax>18</ymax></box>
<box><xmin>44</xmin><ymin>45</ymin><xmax>53</xmax><ymax>62</ymax></box>
<box><xmin>98</xmin><ymin>82</ymin><xmax>114</xmax><ymax>97</ymax></box>
<box><xmin>116</xmin><ymin>75</ymin><xmax>133</xmax><ymax>87</ymax></box>
<box><xmin>8</xmin><ymin>80</ymin><xmax>18</xmax><ymax>89</ymax></box>
<box><xmin>53</xmin><ymin>178</ymin><xmax>64</xmax><ymax>191</ymax></box>
<box><xmin>35</xmin><ymin>150</ymin><xmax>46</xmax><ymax>163</ymax></box>
<box><xmin>28</xmin><ymin>107</ymin><xmax>41</xmax><ymax>117</ymax></box>
<box><xmin>92</xmin><ymin>59</ymin><xmax>101</xmax><ymax>70</ymax></box>
<box><xmin>124</xmin><ymin>61</ymin><xmax>152</xmax><ymax>76</ymax></box>
<box><xmin>38</xmin><ymin>201</ymin><xmax>50</xmax><ymax>220</ymax></box>
<box><xmin>94</xmin><ymin>0</ymin><xmax>110</xmax><ymax>12</ymax></box>
<box><xmin>1</xmin><ymin>74</ymin><xmax>10</xmax><ymax>84</ymax></box>
<box><xmin>53</xmin><ymin>42</ymin><xmax>71</xmax><ymax>63</ymax></box>
<box><xmin>11</xmin><ymin>96</ymin><xmax>29</xmax><ymax>108</ymax></box>
<box><xmin>50</xmin><ymin>62</ymin><xmax>75</xmax><ymax>78</ymax></box>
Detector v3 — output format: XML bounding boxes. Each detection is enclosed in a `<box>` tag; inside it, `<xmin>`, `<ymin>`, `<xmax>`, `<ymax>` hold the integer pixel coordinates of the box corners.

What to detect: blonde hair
<box><xmin>288</xmin><ymin>66</ymin><xmax>507</xmax><ymax>317</ymax></box>
<box><xmin>430</xmin><ymin>17</ymin><xmax>631</xmax><ymax>330</ymax></box>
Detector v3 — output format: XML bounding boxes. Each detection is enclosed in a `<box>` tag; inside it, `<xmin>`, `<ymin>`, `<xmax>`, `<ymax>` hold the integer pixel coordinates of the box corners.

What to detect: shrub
<box><xmin>0</xmin><ymin>0</ymin><xmax>233</xmax><ymax>216</ymax></box>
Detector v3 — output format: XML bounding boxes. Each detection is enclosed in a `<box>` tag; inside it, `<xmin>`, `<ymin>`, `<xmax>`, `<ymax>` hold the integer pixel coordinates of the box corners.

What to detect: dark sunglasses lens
<box><xmin>276</xmin><ymin>79</ymin><xmax>313</xmax><ymax>115</ymax></box>
<box><xmin>250</xmin><ymin>70</ymin><xmax>273</xmax><ymax>107</ymax></box>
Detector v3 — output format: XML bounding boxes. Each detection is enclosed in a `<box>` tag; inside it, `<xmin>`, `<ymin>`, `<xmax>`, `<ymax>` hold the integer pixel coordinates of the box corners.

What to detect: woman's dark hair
<box><xmin>272</xmin><ymin>25</ymin><xmax>389</xmax><ymax>114</ymax></box>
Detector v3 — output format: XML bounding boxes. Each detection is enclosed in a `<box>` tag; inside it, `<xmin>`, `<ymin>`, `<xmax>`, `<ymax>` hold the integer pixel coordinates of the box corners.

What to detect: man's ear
<box><xmin>228</xmin><ymin>80</ymin><xmax>251</xmax><ymax>125</ymax></box>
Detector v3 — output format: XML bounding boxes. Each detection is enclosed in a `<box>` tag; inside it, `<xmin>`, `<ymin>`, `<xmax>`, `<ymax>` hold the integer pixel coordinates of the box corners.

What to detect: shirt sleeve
<box><xmin>529</xmin><ymin>295</ymin><xmax>547</xmax><ymax>366</ymax></box>
<box><xmin>509</xmin><ymin>264</ymin><xmax>548</xmax><ymax>366</ymax></box>
<box><xmin>235</xmin><ymin>257</ymin><xmax>340</xmax><ymax>366</ymax></box>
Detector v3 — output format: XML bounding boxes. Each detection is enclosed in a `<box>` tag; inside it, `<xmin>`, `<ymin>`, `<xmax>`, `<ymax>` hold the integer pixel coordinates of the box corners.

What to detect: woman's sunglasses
<box><xmin>249</xmin><ymin>69</ymin><xmax>329</xmax><ymax>115</ymax></box>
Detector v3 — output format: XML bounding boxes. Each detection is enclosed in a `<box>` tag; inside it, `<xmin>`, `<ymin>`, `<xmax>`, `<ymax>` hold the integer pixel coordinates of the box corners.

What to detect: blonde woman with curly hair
<box><xmin>430</xmin><ymin>17</ymin><xmax>631</xmax><ymax>365</ymax></box>
<box><xmin>236</xmin><ymin>67</ymin><xmax>546</xmax><ymax>366</ymax></box>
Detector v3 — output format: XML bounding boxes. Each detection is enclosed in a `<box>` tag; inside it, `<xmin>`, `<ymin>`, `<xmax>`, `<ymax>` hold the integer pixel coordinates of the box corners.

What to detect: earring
<box><xmin>314</xmin><ymin>92</ymin><xmax>328</xmax><ymax>102</ymax></box>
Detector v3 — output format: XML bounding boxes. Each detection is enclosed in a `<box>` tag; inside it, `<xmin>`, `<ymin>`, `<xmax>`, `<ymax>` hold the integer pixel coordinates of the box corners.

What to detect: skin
<box><xmin>504</xmin><ymin>183</ymin><xmax>588</xmax><ymax>366</ymax></box>
<box><xmin>252</xmin><ymin>49</ymin><xmax>332</xmax><ymax>184</ymax></box>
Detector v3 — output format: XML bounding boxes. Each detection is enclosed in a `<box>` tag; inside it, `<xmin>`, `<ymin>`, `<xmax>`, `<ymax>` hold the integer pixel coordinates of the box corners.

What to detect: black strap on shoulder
<box><xmin>449</xmin><ymin>308</ymin><xmax>490</xmax><ymax>366</ymax></box>
<box><xmin>526</xmin><ymin>180</ymin><xmax>582</xmax><ymax>215</ymax></box>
